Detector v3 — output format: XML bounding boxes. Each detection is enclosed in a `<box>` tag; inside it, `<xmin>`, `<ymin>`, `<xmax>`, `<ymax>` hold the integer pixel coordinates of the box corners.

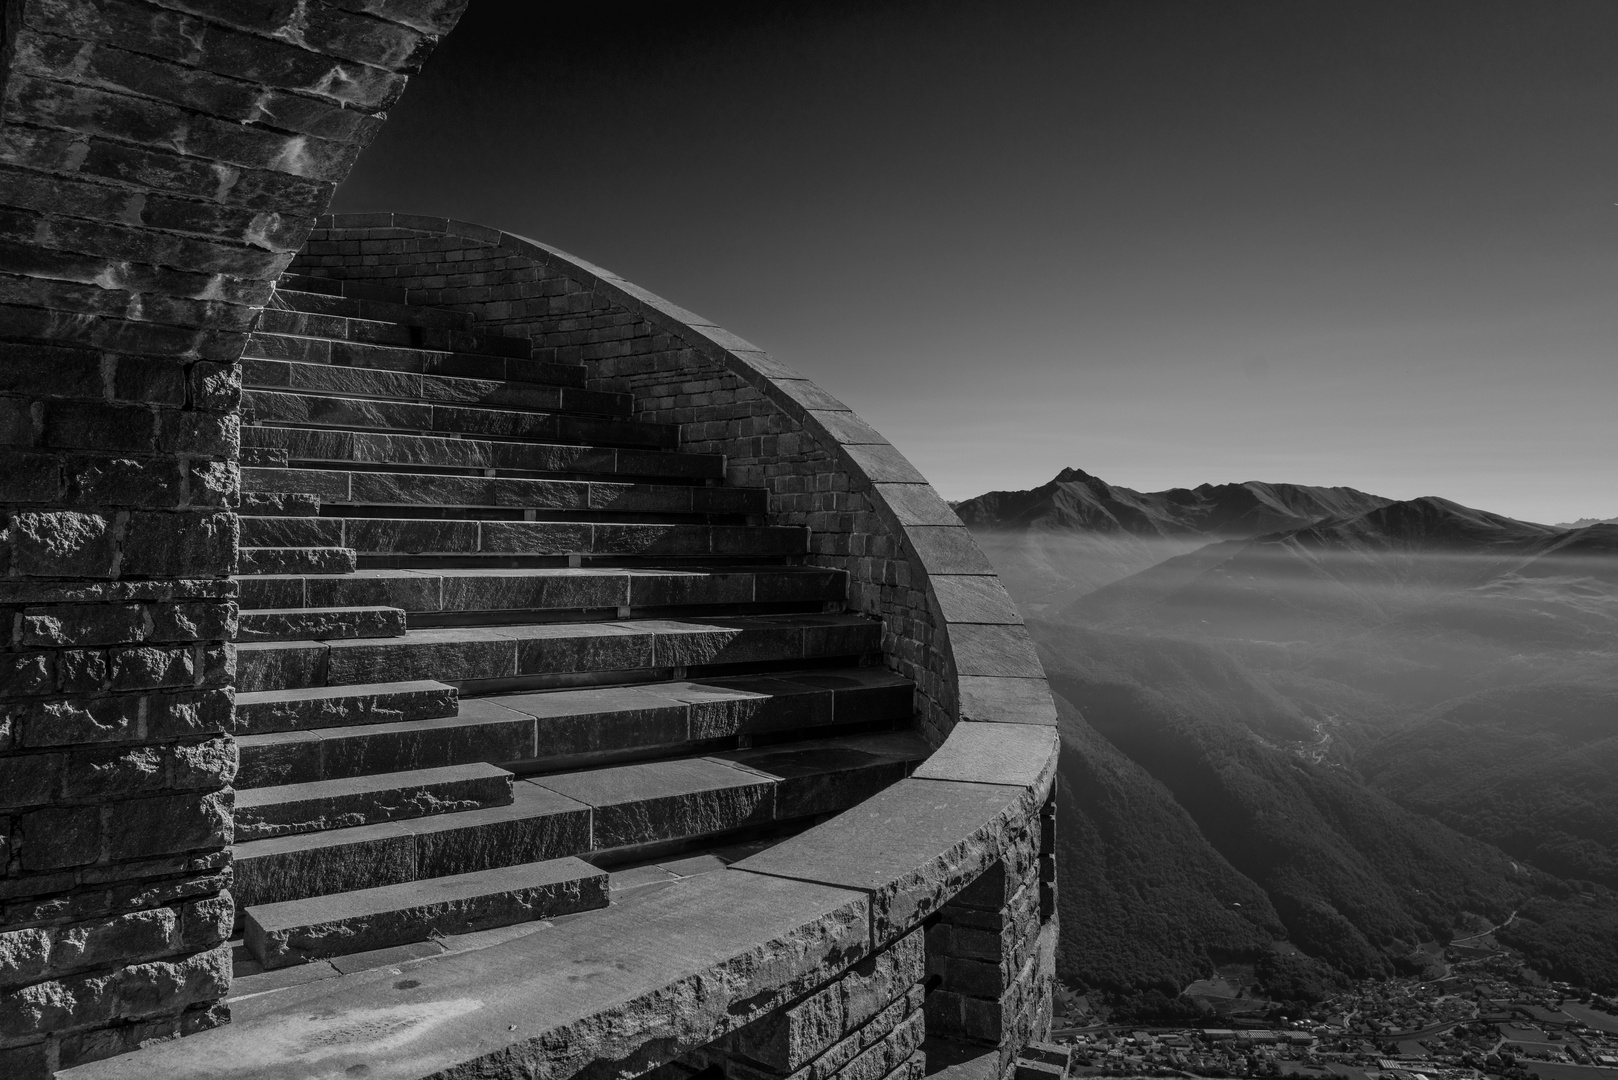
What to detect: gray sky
<box><xmin>335</xmin><ymin>0</ymin><xmax>1617</xmax><ymax>524</ymax></box>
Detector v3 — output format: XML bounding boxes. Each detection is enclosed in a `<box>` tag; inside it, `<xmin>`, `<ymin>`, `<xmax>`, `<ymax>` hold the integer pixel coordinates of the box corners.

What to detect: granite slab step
<box><xmin>241</xmin><ymin>426</ymin><xmax>723</xmax><ymax>481</ymax></box>
<box><xmin>241</xmin><ymin>355</ymin><xmax>628</xmax><ymax>416</ymax></box>
<box><xmin>240</xmin><ymin>492</ymin><xmax>320</xmax><ymax>517</ymax></box>
<box><xmin>240</xmin><ymin>515</ymin><xmax>344</xmax><ymax>549</ymax></box>
<box><xmin>239</xmin><ymin>546</ymin><xmax>357</xmax><ymax>576</ymax></box>
<box><xmin>236</xmin><ymin>680</ymin><xmax>459</xmax><ymax>735</ymax></box>
<box><xmin>233</xmin><ymin>762</ymin><xmax>514</xmax><ymax>841</ymax></box>
<box><xmin>236</xmin><ymin>700</ymin><xmax>537</xmax><ymax>789</ymax></box>
<box><xmin>529</xmin><ymin>730</ymin><xmax>927</xmax><ymax>853</ymax></box>
<box><xmin>242</xmin><ymin>388</ymin><xmax>677</xmax><ymax>450</ymax></box>
<box><xmin>484</xmin><ymin>667</ymin><xmax>915</xmax><ymax>763</ymax></box>
<box><xmin>231</xmin><ymin>781</ymin><xmax>592</xmax><ymax>908</ymax></box>
<box><xmin>235</xmin><ymin>667</ymin><xmax>914</xmax><ymax>787</ymax></box>
<box><xmin>237</xmin><ymin>606</ymin><xmax>407</xmax><ymax>644</ymax></box>
<box><xmin>235</xmin><ymin>566</ymin><xmax>845</xmax><ymax>616</ymax></box>
<box><xmin>273</xmin><ymin>287</ymin><xmax>473</xmax><ymax>329</ymax></box>
<box><xmin>265</xmin><ymin>613</ymin><xmax>882</xmax><ymax>691</ymax></box>
<box><xmin>234</xmin><ymin>516</ymin><xmax>804</xmax><ymax>560</ymax></box>
<box><xmin>228</xmin><ymin>728</ymin><xmax>920</xmax><ymax>908</ymax></box>
<box><xmin>713</xmin><ymin>730</ymin><xmax>929</xmax><ymax>822</ymax></box>
<box><xmin>243</xmin><ymin>855</ymin><xmax>608</xmax><ymax>969</ymax></box>
<box><xmin>258</xmin><ymin>306</ymin><xmax>544</xmax><ymax>365</ymax></box>
<box><xmin>242</xmin><ymin>467</ymin><xmax>765</xmax><ymax>517</ymax></box>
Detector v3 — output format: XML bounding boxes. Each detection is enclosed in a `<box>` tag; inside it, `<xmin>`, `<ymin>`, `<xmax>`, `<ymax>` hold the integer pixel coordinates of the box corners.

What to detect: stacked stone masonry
<box><xmin>0</xmin><ymin>2</ymin><xmax>468</xmax><ymax>1075</ymax></box>
<box><xmin>288</xmin><ymin>220</ymin><xmax>1058</xmax><ymax>749</ymax></box>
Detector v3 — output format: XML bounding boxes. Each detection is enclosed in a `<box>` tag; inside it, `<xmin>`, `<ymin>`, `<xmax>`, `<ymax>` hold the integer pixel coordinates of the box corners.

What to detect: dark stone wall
<box><xmin>0</xmin><ymin>2</ymin><xmax>466</xmax><ymax>1074</ymax></box>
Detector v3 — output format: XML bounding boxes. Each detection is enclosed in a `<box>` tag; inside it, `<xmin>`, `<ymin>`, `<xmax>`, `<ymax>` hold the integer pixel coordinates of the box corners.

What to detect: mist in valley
<box><xmin>963</xmin><ymin>473</ymin><xmax>1618</xmax><ymax>1008</ymax></box>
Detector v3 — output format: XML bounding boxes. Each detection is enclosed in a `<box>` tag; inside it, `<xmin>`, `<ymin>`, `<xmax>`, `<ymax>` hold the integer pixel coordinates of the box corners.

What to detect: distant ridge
<box><xmin>955</xmin><ymin>466</ymin><xmax>1391</xmax><ymax>538</ymax></box>
<box><xmin>1556</xmin><ymin>515</ymin><xmax>1618</xmax><ymax>529</ymax></box>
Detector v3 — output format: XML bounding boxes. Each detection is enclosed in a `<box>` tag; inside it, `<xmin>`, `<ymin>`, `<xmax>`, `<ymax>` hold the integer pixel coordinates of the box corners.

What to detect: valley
<box><xmin>960</xmin><ymin>467</ymin><xmax>1618</xmax><ymax>1008</ymax></box>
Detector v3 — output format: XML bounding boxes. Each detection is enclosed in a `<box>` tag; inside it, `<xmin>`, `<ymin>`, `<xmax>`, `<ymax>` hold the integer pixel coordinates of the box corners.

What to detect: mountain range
<box><xmin>961</xmin><ymin>468</ymin><xmax>1618</xmax><ymax>1006</ymax></box>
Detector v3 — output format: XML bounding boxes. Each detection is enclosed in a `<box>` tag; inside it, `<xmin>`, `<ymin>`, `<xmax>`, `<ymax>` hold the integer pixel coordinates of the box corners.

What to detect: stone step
<box><xmin>243</xmin><ymin>355</ymin><xmax>628</xmax><ymax>417</ymax></box>
<box><xmin>257</xmin><ymin>306</ymin><xmax>543</xmax><ymax>365</ymax></box>
<box><xmin>237</xmin><ymin>606</ymin><xmax>407</xmax><ymax>644</ymax></box>
<box><xmin>240</xmin><ymin>468</ymin><xmax>764</xmax><ymax>518</ymax></box>
<box><xmin>234</xmin><ymin>668</ymin><xmax>913</xmax><ymax>786</ymax></box>
<box><xmin>273</xmin><ymin>286</ymin><xmax>472</xmax><ymax>330</ymax></box>
<box><xmin>233</xmin><ymin>519</ymin><xmax>805</xmax><ymax>564</ymax></box>
<box><xmin>239</xmin><ymin>546</ymin><xmax>357</xmax><ymax>576</ymax></box>
<box><xmin>241</xmin><ymin>346</ymin><xmax>613</xmax><ymax>407</ymax></box>
<box><xmin>231</xmin><ymin>731</ymin><xmax>924</xmax><ymax>908</ymax></box>
<box><xmin>241</xmin><ymin>426</ymin><xmax>723</xmax><ymax>482</ymax></box>
<box><xmin>484</xmin><ymin>667</ymin><xmax>916</xmax><ymax>764</ymax></box>
<box><xmin>235</xmin><ymin>565</ymin><xmax>845</xmax><ymax>617</ymax></box>
<box><xmin>240</xmin><ymin>491</ymin><xmax>320</xmax><ymax>517</ymax></box>
<box><xmin>236</xmin><ymin>699</ymin><xmax>534</xmax><ymax>789</ymax></box>
<box><xmin>231</xmin><ymin>781</ymin><xmax>591</xmax><ymax>909</ymax></box>
<box><xmin>233</xmin><ymin>762</ymin><xmax>514</xmax><ymax>842</ymax></box>
<box><xmin>242</xmin><ymin>855</ymin><xmax>608</xmax><ymax>969</ymax></box>
<box><xmin>236</xmin><ymin>680</ymin><xmax>459</xmax><ymax>736</ymax></box>
<box><xmin>534</xmin><ymin>730</ymin><xmax>927</xmax><ymax>853</ymax></box>
<box><xmin>234</xmin><ymin>613</ymin><xmax>883</xmax><ymax>693</ymax></box>
<box><xmin>240</xmin><ymin>515</ymin><xmax>343</xmax><ymax>548</ymax></box>
<box><xmin>243</xmin><ymin>388</ymin><xmax>678</xmax><ymax>450</ymax></box>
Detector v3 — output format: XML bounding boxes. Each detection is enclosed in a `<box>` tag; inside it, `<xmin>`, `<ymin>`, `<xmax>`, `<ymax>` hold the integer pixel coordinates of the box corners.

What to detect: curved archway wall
<box><xmin>0</xmin><ymin>2</ymin><xmax>468</xmax><ymax>1075</ymax></box>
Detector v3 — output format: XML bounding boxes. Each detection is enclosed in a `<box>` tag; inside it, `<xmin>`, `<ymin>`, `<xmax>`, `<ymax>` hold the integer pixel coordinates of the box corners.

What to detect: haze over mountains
<box><xmin>961</xmin><ymin>468</ymin><xmax>1618</xmax><ymax>1008</ymax></box>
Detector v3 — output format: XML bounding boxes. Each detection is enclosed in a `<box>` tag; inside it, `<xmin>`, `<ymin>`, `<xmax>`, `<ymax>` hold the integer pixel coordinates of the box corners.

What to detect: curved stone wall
<box><xmin>0</xmin><ymin>5</ymin><xmax>466</xmax><ymax>1075</ymax></box>
<box><xmin>288</xmin><ymin>216</ymin><xmax>1058</xmax><ymax>747</ymax></box>
<box><xmin>266</xmin><ymin>215</ymin><xmax>1065</xmax><ymax>1076</ymax></box>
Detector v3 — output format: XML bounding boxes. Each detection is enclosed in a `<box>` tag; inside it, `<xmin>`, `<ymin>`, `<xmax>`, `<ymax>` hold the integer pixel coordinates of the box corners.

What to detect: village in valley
<box><xmin>1028</xmin><ymin>925</ymin><xmax>1618</xmax><ymax>1080</ymax></box>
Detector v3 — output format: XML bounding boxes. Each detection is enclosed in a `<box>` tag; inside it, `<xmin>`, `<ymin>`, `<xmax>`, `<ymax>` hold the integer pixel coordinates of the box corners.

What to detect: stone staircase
<box><xmin>227</xmin><ymin>274</ymin><xmax>926</xmax><ymax>972</ymax></box>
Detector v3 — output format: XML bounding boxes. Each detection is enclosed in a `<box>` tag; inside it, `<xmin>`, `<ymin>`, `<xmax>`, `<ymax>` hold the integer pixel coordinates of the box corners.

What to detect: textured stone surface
<box><xmin>244</xmin><ymin>856</ymin><xmax>607</xmax><ymax>969</ymax></box>
<box><xmin>60</xmin><ymin>871</ymin><xmax>870</xmax><ymax>1080</ymax></box>
<box><xmin>234</xmin><ymin>680</ymin><xmax>458</xmax><ymax>734</ymax></box>
<box><xmin>736</xmin><ymin>778</ymin><xmax>1034</xmax><ymax>940</ymax></box>
<box><xmin>233</xmin><ymin>763</ymin><xmax>513</xmax><ymax>841</ymax></box>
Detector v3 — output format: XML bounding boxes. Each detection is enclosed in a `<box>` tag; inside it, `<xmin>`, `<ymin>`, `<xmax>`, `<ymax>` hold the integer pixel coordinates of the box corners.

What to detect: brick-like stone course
<box><xmin>0</xmin><ymin>1</ymin><xmax>467</xmax><ymax>1072</ymax></box>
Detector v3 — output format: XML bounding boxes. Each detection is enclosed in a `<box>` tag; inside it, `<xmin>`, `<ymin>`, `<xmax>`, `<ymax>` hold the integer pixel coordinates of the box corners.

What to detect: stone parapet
<box><xmin>0</xmin><ymin>4</ymin><xmax>466</xmax><ymax>1074</ymax></box>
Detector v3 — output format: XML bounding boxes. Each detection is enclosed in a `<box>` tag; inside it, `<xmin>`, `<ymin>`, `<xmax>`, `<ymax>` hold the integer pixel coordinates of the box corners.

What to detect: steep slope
<box><xmin>1050</xmin><ymin>689</ymin><xmax>1285</xmax><ymax>994</ymax></box>
<box><xmin>1035</xmin><ymin>622</ymin><xmax>1531</xmax><ymax>979</ymax></box>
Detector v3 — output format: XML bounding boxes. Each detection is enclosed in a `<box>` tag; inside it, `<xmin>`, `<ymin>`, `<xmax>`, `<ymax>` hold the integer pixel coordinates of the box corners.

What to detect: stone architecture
<box><xmin>0</xmin><ymin>0</ymin><xmax>469</xmax><ymax>1074</ymax></box>
<box><xmin>0</xmin><ymin>6</ymin><xmax>1061</xmax><ymax>1080</ymax></box>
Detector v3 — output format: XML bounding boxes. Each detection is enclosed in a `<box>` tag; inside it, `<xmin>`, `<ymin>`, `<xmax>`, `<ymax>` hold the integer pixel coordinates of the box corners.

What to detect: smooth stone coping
<box><xmin>61</xmin><ymin>870</ymin><xmax>871</xmax><ymax>1080</ymax></box>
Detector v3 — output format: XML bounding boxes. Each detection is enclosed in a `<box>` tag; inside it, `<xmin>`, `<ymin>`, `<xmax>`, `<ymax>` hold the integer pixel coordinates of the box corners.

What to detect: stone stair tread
<box><xmin>231</xmin><ymin>521</ymin><xmax>805</xmax><ymax>566</ymax></box>
<box><xmin>282</xmin><ymin>613</ymin><xmax>880</xmax><ymax>690</ymax></box>
<box><xmin>239</xmin><ymin>546</ymin><xmax>358</xmax><ymax>576</ymax></box>
<box><xmin>484</xmin><ymin>667</ymin><xmax>913</xmax><ymax>759</ymax></box>
<box><xmin>236</xmin><ymin>679</ymin><xmax>459</xmax><ymax>735</ymax></box>
<box><xmin>228</xmin><ymin>728</ymin><xmax>919</xmax><ymax>909</ymax></box>
<box><xmin>237</xmin><ymin>606</ymin><xmax>408</xmax><ymax>643</ymax></box>
<box><xmin>236</xmin><ymin>699</ymin><xmax>536</xmax><ymax>789</ymax></box>
<box><xmin>243</xmin><ymin>855</ymin><xmax>608</xmax><ymax>970</ymax></box>
<box><xmin>241</xmin><ymin>466</ymin><xmax>765</xmax><ymax>516</ymax></box>
<box><xmin>233</xmin><ymin>762</ymin><xmax>514</xmax><ymax>842</ymax></box>
<box><xmin>243</xmin><ymin>388</ymin><xmax>678</xmax><ymax>449</ymax></box>
<box><xmin>241</xmin><ymin>356</ymin><xmax>627</xmax><ymax>416</ymax></box>
<box><xmin>231</xmin><ymin>781</ymin><xmax>593</xmax><ymax>909</ymax></box>
<box><xmin>237</xmin><ymin>564</ymin><xmax>842</xmax><ymax>615</ymax></box>
<box><xmin>241</xmin><ymin>426</ymin><xmax>723</xmax><ymax>480</ymax></box>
